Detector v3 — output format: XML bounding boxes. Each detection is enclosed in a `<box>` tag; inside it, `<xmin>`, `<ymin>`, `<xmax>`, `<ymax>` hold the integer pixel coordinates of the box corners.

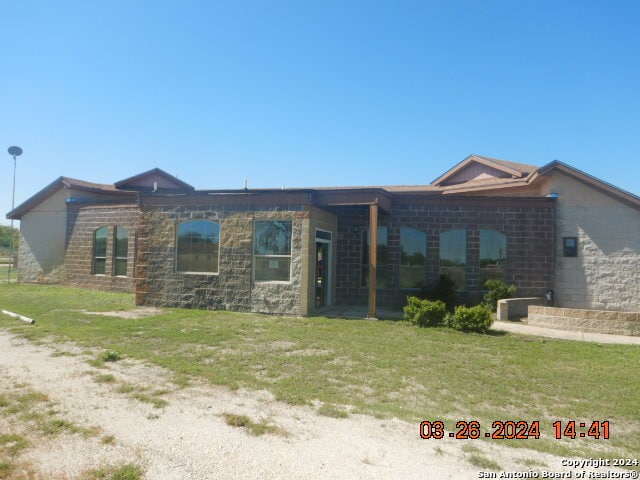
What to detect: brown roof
<box><xmin>471</xmin><ymin>155</ymin><xmax>537</xmax><ymax>175</ymax></box>
<box><xmin>10</xmin><ymin>157</ymin><xmax>640</xmax><ymax>219</ymax></box>
<box><xmin>115</xmin><ymin>167</ymin><xmax>194</xmax><ymax>191</ymax></box>
<box><xmin>60</xmin><ymin>176</ymin><xmax>123</xmax><ymax>193</ymax></box>
<box><xmin>431</xmin><ymin>154</ymin><xmax>538</xmax><ymax>186</ymax></box>
<box><xmin>7</xmin><ymin>176</ymin><xmax>135</xmax><ymax>220</ymax></box>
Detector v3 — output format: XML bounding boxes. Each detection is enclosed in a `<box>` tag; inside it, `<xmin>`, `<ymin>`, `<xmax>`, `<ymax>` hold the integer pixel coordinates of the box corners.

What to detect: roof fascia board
<box><xmin>439</xmin><ymin>177</ymin><xmax>535</xmax><ymax>195</ymax></box>
<box><xmin>431</xmin><ymin>155</ymin><xmax>524</xmax><ymax>186</ymax></box>
<box><xmin>312</xmin><ymin>188</ymin><xmax>392</xmax><ymax>212</ymax></box>
<box><xmin>114</xmin><ymin>168</ymin><xmax>195</xmax><ymax>191</ymax></box>
<box><xmin>7</xmin><ymin>177</ymin><xmax>137</xmax><ymax>220</ymax></box>
<box><xmin>7</xmin><ymin>177</ymin><xmax>66</xmax><ymax>219</ymax></box>
<box><xmin>539</xmin><ymin>160</ymin><xmax>640</xmax><ymax>210</ymax></box>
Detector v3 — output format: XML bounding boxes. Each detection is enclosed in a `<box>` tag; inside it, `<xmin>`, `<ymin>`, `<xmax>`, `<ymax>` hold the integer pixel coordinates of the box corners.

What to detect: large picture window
<box><xmin>361</xmin><ymin>226</ymin><xmax>388</xmax><ymax>288</ymax></box>
<box><xmin>254</xmin><ymin>220</ymin><xmax>292</xmax><ymax>282</ymax></box>
<box><xmin>400</xmin><ymin>227</ymin><xmax>427</xmax><ymax>289</ymax></box>
<box><xmin>479</xmin><ymin>229</ymin><xmax>507</xmax><ymax>284</ymax></box>
<box><xmin>177</xmin><ymin>220</ymin><xmax>220</xmax><ymax>273</ymax></box>
<box><xmin>440</xmin><ymin>229</ymin><xmax>466</xmax><ymax>290</ymax></box>
<box><xmin>113</xmin><ymin>226</ymin><xmax>129</xmax><ymax>276</ymax></box>
<box><xmin>93</xmin><ymin>227</ymin><xmax>108</xmax><ymax>275</ymax></box>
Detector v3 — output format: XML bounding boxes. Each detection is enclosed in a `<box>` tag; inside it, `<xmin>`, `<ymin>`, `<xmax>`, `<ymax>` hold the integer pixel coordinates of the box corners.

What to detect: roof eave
<box><xmin>539</xmin><ymin>160</ymin><xmax>640</xmax><ymax>210</ymax></box>
<box><xmin>431</xmin><ymin>154</ymin><xmax>526</xmax><ymax>186</ymax></box>
<box><xmin>114</xmin><ymin>167</ymin><xmax>195</xmax><ymax>191</ymax></box>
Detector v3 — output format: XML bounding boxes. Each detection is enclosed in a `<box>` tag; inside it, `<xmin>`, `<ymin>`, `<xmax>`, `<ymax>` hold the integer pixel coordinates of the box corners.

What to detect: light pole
<box><xmin>7</xmin><ymin>146</ymin><xmax>22</xmax><ymax>283</ymax></box>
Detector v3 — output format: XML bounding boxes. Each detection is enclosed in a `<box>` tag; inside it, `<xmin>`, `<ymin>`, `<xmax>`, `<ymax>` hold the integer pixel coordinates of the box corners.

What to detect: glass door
<box><xmin>315</xmin><ymin>241</ymin><xmax>329</xmax><ymax>308</ymax></box>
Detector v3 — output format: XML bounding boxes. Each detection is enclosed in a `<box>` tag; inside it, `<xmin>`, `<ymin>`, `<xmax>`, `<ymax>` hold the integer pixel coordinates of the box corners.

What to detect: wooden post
<box><xmin>368</xmin><ymin>200</ymin><xmax>378</xmax><ymax>318</ymax></box>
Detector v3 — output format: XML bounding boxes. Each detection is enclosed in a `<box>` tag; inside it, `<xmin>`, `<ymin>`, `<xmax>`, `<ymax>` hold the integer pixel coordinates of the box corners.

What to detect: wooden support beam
<box><xmin>368</xmin><ymin>200</ymin><xmax>379</xmax><ymax>319</ymax></box>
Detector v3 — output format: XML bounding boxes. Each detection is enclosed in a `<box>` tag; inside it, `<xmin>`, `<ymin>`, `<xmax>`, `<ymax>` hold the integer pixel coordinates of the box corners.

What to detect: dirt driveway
<box><xmin>0</xmin><ymin>331</ymin><xmax>631</xmax><ymax>479</ymax></box>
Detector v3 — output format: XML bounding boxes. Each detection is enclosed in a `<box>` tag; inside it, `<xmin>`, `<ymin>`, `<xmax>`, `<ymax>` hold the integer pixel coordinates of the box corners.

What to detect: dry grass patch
<box><xmin>317</xmin><ymin>403</ymin><xmax>349</xmax><ymax>418</ymax></box>
<box><xmin>222</xmin><ymin>413</ymin><xmax>289</xmax><ymax>437</ymax></box>
<box><xmin>0</xmin><ymin>379</ymin><xmax>104</xmax><ymax>480</ymax></box>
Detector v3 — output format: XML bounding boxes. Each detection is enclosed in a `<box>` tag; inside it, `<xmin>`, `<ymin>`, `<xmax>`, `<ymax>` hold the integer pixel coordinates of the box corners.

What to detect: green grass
<box><xmin>88</xmin><ymin>350</ymin><xmax>123</xmax><ymax>368</ymax></box>
<box><xmin>0</xmin><ymin>433</ymin><xmax>30</xmax><ymax>457</ymax></box>
<box><xmin>0</xmin><ymin>264</ymin><xmax>17</xmax><ymax>282</ymax></box>
<box><xmin>41</xmin><ymin>418</ymin><xmax>92</xmax><ymax>436</ymax></box>
<box><xmin>222</xmin><ymin>413</ymin><xmax>288</xmax><ymax>436</ymax></box>
<box><xmin>317</xmin><ymin>403</ymin><xmax>349</xmax><ymax>418</ymax></box>
<box><xmin>468</xmin><ymin>454</ymin><xmax>502</xmax><ymax>470</ymax></box>
<box><xmin>115</xmin><ymin>382</ymin><xmax>169</xmax><ymax>408</ymax></box>
<box><xmin>83</xmin><ymin>462</ymin><xmax>145</xmax><ymax>480</ymax></box>
<box><xmin>94</xmin><ymin>373</ymin><xmax>117</xmax><ymax>384</ymax></box>
<box><xmin>1</xmin><ymin>283</ymin><xmax>639</xmax><ymax>462</ymax></box>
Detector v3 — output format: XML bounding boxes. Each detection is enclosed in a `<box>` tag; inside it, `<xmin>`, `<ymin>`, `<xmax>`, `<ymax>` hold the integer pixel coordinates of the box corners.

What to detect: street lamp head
<box><xmin>8</xmin><ymin>146</ymin><xmax>23</xmax><ymax>158</ymax></box>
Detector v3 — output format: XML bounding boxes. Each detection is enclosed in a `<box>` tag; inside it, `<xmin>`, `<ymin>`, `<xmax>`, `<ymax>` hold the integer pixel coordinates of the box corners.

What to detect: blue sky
<box><xmin>2</xmin><ymin>0</ymin><xmax>639</xmax><ymax>225</ymax></box>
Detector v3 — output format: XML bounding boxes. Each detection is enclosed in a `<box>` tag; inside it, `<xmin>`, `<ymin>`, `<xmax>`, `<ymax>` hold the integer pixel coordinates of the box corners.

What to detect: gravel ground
<box><xmin>0</xmin><ymin>330</ymin><xmax>632</xmax><ymax>479</ymax></box>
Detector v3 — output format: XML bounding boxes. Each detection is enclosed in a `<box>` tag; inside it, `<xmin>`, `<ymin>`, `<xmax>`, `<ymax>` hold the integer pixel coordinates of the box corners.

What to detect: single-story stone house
<box><xmin>8</xmin><ymin>155</ymin><xmax>640</xmax><ymax>317</ymax></box>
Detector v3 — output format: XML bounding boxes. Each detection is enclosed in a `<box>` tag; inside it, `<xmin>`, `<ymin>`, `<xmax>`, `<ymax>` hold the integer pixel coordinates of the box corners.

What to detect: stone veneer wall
<box><xmin>528</xmin><ymin>306</ymin><xmax>640</xmax><ymax>336</ymax></box>
<box><xmin>334</xmin><ymin>197</ymin><xmax>555</xmax><ymax>308</ymax></box>
<box><xmin>135</xmin><ymin>205</ymin><xmax>308</xmax><ymax>315</ymax></box>
<box><xmin>64</xmin><ymin>203</ymin><xmax>139</xmax><ymax>293</ymax></box>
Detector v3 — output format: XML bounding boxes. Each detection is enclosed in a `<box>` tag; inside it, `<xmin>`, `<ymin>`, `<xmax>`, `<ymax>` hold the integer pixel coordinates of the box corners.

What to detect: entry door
<box><xmin>315</xmin><ymin>241</ymin><xmax>330</xmax><ymax>308</ymax></box>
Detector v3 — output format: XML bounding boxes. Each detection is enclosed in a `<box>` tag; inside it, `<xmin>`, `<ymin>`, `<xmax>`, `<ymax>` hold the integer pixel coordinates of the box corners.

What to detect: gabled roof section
<box><xmin>538</xmin><ymin>160</ymin><xmax>640</xmax><ymax>210</ymax></box>
<box><xmin>114</xmin><ymin>168</ymin><xmax>194</xmax><ymax>192</ymax></box>
<box><xmin>431</xmin><ymin>154</ymin><xmax>538</xmax><ymax>187</ymax></box>
<box><xmin>7</xmin><ymin>176</ymin><xmax>135</xmax><ymax>220</ymax></box>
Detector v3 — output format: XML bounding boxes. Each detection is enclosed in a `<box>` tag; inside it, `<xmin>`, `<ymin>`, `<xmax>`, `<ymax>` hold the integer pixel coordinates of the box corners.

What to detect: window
<box><xmin>177</xmin><ymin>220</ymin><xmax>220</xmax><ymax>273</ymax></box>
<box><xmin>254</xmin><ymin>220</ymin><xmax>292</xmax><ymax>282</ymax></box>
<box><xmin>361</xmin><ymin>226</ymin><xmax>388</xmax><ymax>288</ymax></box>
<box><xmin>400</xmin><ymin>227</ymin><xmax>427</xmax><ymax>289</ymax></box>
<box><xmin>113</xmin><ymin>226</ymin><xmax>129</xmax><ymax>276</ymax></box>
<box><xmin>93</xmin><ymin>227</ymin><xmax>108</xmax><ymax>275</ymax></box>
<box><xmin>439</xmin><ymin>229</ymin><xmax>466</xmax><ymax>290</ymax></box>
<box><xmin>563</xmin><ymin>237</ymin><xmax>578</xmax><ymax>257</ymax></box>
<box><xmin>479</xmin><ymin>230</ymin><xmax>507</xmax><ymax>284</ymax></box>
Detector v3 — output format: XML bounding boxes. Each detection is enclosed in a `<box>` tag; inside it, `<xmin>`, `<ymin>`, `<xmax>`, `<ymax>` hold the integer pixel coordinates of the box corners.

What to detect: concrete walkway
<box><xmin>493</xmin><ymin>320</ymin><xmax>640</xmax><ymax>345</ymax></box>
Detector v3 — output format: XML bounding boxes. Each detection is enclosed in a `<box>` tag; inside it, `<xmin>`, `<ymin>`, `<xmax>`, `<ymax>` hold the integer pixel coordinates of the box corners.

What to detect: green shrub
<box><xmin>403</xmin><ymin>297</ymin><xmax>447</xmax><ymax>327</ymax></box>
<box><xmin>446</xmin><ymin>305</ymin><xmax>493</xmax><ymax>333</ymax></box>
<box><xmin>482</xmin><ymin>279</ymin><xmax>517</xmax><ymax>311</ymax></box>
<box><xmin>100</xmin><ymin>351</ymin><xmax>121</xmax><ymax>363</ymax></box>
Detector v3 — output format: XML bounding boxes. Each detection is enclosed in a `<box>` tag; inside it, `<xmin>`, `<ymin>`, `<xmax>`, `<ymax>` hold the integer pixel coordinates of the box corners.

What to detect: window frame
<box><xmin>113</xmin><ymin>226</ymin><xmax>129</xmax><ymax>277</ymax></box>
<box><xmin>253</xmin><ymin>220</ymin><xmax>293</xmax><ymax>283</ymax></box>
<box><xmin>399</xmin><ymin>227</ymin><xmax>427</xmax><ymax>290</ymax></box>
<box><xmin>439</xmin><ymin>229</ymin><xmax>467</xmax><ymax>291</ymax></box>
<box><xmin>176</xmin><ymin>219</ymin><xmax>221</xmax><ymax>274</ymax></box>
<box><xmin>563</xmin><ymin>237</ymin><xmax>578</xmax><ymax>257</ymax></box>
<box><xmin>93</xmin><ymin>226</ymin><xmax>108</xmax><ymax>276</ymax></box>
<box><xmin>479</xmin><ymin>229</ymin><xmax>507</xmax><ymax>284</ymax></box>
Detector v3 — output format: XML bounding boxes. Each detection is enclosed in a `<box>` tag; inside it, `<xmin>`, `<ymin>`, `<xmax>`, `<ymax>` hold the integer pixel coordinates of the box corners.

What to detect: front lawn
<box><xmin>0</xmin><ymin>283</ymin><xmax>638</xmax><ymax>462</ymax></box>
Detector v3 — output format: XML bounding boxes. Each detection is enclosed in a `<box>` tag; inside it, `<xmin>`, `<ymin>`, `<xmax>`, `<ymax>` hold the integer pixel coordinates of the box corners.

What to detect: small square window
<box><xmin>563</xmin><ymin>237</ymin><xmax>578</xmax><ymax>257</ymax></box>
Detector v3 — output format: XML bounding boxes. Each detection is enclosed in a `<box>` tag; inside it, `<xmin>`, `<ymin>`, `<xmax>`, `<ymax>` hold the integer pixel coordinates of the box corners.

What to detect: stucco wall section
<box><xmin>17</xmin><ymin>189</ymin><xmax>69</xmax><ymax>283</ymax></box>
<box><xmin>545</xmin><ymin>172</ymin><xmax>640</xmax><ymax>311</ymax></box>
